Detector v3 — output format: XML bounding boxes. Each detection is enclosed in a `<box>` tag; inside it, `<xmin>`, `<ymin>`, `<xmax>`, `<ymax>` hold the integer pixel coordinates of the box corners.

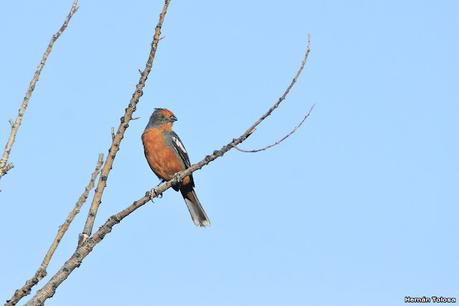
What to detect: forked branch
<box><xmin>235</xmin><ymin>104</ymin><xmax>315</xmax><ymax>153</ymax></box>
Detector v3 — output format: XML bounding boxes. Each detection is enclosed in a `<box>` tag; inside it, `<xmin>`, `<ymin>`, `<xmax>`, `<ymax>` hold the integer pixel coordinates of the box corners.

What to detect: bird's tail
<box><xmin>181</xmin><ymin>188</ymin><xmax>210</xmax><ymax>227</ymax></box>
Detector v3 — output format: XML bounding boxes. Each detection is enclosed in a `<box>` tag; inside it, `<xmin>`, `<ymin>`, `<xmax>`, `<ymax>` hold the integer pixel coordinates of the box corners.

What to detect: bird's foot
<box><xmin>150</xmin><ymin>187</ymin><xmax>163</xmax><ymax>200</ymax></box>
<box><xmin>148</xmin><ymin>180</ymin><xmax>166</xmax><ymax>203</ymax></box>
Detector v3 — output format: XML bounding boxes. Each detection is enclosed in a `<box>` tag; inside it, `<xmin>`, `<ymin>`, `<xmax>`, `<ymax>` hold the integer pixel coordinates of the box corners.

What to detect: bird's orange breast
<box><xmin>142</xmin><ymin>128</ymin><xmax>186</xmax><ymax>181</ymax></box>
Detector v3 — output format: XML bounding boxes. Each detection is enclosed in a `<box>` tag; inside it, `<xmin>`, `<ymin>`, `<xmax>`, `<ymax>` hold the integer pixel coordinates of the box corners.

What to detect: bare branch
<box><xmin>235</xmin><ymin>104</ymin><xmax>315</xmax><ymax>153</ymax></box>
<box><xmin>24</xmin><ymin>38</ymin><xmax>312</xmax><ymax>306</ymax></box>
<box><xmin>79</xmin><ymin>0</ymin><xmax>171</xmax><ymax>242</ymax></box>
<box><xmin>5</xmin><ymin>154</ymin><xmax>103</xmax><ymax>306</ymax></box>
<box><xmin>0</xmin><ymin>0</ymin><xmax>79</xmax><ymax>180</ymax></box>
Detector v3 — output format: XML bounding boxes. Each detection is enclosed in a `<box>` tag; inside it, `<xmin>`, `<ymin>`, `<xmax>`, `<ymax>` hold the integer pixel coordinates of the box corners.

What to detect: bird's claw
<box><xmin>149</xmin><ymin>187</ymin><xmax>163</xmax><ymax>201</ymax></box>
<box><xmin>149</xmin><ymin>179</ymin><xmax>166</xmax><ymax>202</ymax></box>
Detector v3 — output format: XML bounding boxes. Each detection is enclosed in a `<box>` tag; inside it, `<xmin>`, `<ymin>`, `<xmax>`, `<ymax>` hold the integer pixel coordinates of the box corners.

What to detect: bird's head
<box><xmin>146</xmin><ymin>108</ymin><xmax>177</xmax><ymax>129</ymax></box>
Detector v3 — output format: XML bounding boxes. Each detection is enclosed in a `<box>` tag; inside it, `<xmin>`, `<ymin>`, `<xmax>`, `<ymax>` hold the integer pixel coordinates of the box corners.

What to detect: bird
<box><xmin>142</xmin><ymin>108</ymin><xmax>210</xmax><ymax>227</ymax></box>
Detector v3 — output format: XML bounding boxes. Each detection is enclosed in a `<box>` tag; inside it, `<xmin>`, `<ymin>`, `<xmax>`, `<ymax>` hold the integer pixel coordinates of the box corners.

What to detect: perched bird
<box><xmin>142</xmin><ymin>108</ymin><xmax>210</xmax><ymax>227</ymax></box>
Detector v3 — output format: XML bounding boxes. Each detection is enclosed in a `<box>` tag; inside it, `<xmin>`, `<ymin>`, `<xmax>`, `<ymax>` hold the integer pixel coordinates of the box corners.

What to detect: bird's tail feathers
<box><xmin>181</xmin><ymin>188</ymin><xmax>210</xmax><ymax>227</ymax></box>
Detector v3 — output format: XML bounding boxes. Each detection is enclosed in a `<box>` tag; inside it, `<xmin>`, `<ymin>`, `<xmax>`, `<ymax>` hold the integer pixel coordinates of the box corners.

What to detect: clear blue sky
<box><xmin>1</xmin><ymin>1</ymin><xmax>458</xmax><ymax>305</ymax></box>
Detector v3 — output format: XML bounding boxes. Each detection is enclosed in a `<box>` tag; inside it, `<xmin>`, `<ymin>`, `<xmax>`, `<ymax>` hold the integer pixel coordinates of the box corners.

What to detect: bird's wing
<box><xmin>168</xmin><ymin>131</ymin><xmax>191</xmax><ymax>168</ymax></box>
<box><xmin>168</xmin><ymin>130</ymin><xmax>195</xmax><ymax>187</ymax></box>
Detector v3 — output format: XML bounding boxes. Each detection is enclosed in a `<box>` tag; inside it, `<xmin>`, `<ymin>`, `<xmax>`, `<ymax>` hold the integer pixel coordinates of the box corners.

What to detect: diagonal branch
<box><xmin>235</xmin><ymin>104</ymin><xmax>315</xmax><ymax>153</ymax></box>
<box><xmin>80</xmin><ymin>0</ymin><xmax>171</xmax><ymax>242</ymax></box>
<box><xmin>0</xmin><ymin>0</ymin><xmax>79</xmax><ymax>181</ymax></box>
<box><xmin>24</xmin><ymin>38</ymin><xmax>312</xmax><ymax>306</ymax></box>
<box><xmin>5</xmin><ymin>154</ymin><xmax>103</xmax><ymax>306</ymax></box>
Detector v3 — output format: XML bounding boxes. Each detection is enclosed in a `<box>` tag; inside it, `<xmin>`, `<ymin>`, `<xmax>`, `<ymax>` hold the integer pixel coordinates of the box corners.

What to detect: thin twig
<box><xmin>79</xmin><ymin>0</ymin><xmax>171</xmax><ymax>243</ymax></box>
<box><xmin>5</xmin><ymin>154</ymin><xmax>103</xmax><ymax>306</ymax></box>
<box><xmin>0</xmin><ymin>0</ymin><xmax>79</xmax><ymax>181</ymax></box>
<box><xmin>235</xmin><ymin>104</ymin><xmax>315</xmax><ymax>153</ymax></box>
<box><xmin>24</xmin><ymin>38</ymin><xmax>312</xmax><ymax>306</ymax></box>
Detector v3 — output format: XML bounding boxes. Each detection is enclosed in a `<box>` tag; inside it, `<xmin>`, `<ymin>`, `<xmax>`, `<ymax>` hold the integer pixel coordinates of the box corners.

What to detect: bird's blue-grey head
<box><xmin>145</xmin><ymin>108</ymin><xmax>177</xmax><ymax>129</ymax></box>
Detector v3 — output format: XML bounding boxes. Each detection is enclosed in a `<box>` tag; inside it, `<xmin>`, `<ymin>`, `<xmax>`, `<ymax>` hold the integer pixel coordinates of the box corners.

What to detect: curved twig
<box><xmin>0</xmin><ymin>0</ymin><xmax>79</xmax><ymax>181</ymax></box>
<box><xmin>5</xmin><ymin>154</ymin><xmax>103</xmax><ymax>306</ymax></box>
<box><xmin>24</xmin><ymin>38</ymin><xmax>312</xmax><ymax>306</ymax></box>
<box><xmin>235</xmin><ymin>104</ymin><xmax>315</xmax><ymax>153</ymax></box>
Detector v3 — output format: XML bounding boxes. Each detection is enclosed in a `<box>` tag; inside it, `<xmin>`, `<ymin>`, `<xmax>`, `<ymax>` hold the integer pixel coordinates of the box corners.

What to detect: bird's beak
<box><xmin>170</xmin><ymin>115</ymin><xmax>177</xmax><ymax>122</ymax></box>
